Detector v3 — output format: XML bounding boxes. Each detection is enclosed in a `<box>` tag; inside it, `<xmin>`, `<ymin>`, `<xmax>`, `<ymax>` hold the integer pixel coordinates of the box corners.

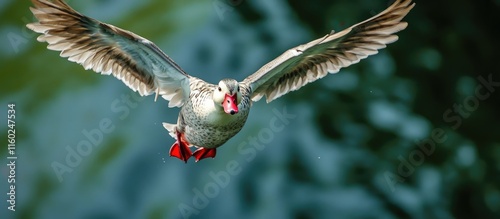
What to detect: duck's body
<box><xmin>177</xmin><ymin>82</ymin><xmax>252</xmax><ymax>148</ymax></box>
<box><xmin>163</xmin><ymin>79</ymin><xmax>253</xmax><ymax>161</ymax></box>
<box><xmin>27</xmin><ymin>0</ymin><xmax>415</xmax><ymax>162</ymax></box>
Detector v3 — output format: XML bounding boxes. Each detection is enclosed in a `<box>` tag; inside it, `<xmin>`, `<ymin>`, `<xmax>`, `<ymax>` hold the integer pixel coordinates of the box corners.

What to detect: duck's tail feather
<box><xmin>162</xmin><ymin>122</ymin><xmax>177</xmax><ymax>138</ymax></box>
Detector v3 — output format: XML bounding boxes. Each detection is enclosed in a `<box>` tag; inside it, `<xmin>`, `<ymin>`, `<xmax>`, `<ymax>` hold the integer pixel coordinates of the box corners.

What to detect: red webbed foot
<box><xmin>193</xmin><ymin>148</ymin><xmax>217</xmax><ymax>162</ymax></box>
<box><xmin>169</xmin><ymin>131</ymin><xmax>192</xmax><ymax>163</ymax></box>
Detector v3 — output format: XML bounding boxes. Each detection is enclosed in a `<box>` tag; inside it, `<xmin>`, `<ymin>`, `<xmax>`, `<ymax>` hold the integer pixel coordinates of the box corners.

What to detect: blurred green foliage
<box><xmin>0</xmin><ymin>0</ymin><xmax>499</xmax><ymax>219</ymax></box>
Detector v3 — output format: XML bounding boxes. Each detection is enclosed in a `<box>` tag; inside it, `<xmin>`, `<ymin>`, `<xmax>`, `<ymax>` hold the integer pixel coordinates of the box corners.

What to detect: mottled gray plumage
<box><xmin>165</xmin><ymin>79</ymin><xmax>252</xmax><ymax>149</ymax></box>
<box><xmin>27</xmin><ymin>0</ymin><xmax>414</xmax><ymax>161</ymax></box>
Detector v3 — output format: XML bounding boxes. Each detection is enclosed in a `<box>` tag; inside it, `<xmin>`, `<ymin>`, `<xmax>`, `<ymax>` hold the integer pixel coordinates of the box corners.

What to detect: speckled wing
<box><xmin>243</xmin><ymin>0</ymin><xmax>415</xmax><ymax>103</ymax></box>
<box><xmin>27</xmin><ymin>0</ymin><xmax>191</xmax><ymax>108</ymax></box>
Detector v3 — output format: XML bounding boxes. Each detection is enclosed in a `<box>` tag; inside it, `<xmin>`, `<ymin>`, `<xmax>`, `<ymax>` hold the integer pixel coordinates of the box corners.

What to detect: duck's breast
<box><xmin>181</xmin><ymin>95</ymin><xmax>250</xmax><ymax>148</ymax></box>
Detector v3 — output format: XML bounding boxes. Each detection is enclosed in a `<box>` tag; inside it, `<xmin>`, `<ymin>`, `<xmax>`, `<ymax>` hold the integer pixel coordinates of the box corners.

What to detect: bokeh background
<box><xmin>1</xmin><ymin>0</ymin><xmax>500</xmax><ymax>218</ymax></box>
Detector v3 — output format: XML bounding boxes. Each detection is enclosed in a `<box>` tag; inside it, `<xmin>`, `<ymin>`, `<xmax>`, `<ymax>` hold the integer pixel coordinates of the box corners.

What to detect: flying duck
<box><xmin>27</xmin><ymin>0</ymin><xmax>415</xmax><ymax>162</ymax></box>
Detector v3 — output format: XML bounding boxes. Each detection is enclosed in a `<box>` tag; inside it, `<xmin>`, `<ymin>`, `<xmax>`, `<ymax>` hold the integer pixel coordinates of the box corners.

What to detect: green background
<box><xmin>1</xmin><ymin>0</ymin><xmax>499</xmax><ymax>218</ymax></box>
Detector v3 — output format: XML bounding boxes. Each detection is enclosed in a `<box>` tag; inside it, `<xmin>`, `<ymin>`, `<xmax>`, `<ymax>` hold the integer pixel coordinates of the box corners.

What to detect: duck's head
<box><xmin>213</xmin><ymin>79</ymin><xmax>242</xmax><ymax>115</ymax></box>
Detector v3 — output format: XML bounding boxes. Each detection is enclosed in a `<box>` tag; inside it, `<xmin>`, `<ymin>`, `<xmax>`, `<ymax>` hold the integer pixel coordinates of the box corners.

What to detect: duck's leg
<box><xmin>193</xmin><ymin>148</ymin><xmax>217</xmax><ymax>162</ymax></box>
<box><xmin>169</xmin><ymin>131</ymin><xmax>192</xmax><ymax>163</ymax></box>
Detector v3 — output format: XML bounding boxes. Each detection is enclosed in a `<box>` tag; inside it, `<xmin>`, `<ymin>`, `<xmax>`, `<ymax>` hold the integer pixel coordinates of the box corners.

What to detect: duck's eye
<box><xmin>218</xmin><ymin>87</ymin><xmax>222</xmax><ymax>92</ymax></box>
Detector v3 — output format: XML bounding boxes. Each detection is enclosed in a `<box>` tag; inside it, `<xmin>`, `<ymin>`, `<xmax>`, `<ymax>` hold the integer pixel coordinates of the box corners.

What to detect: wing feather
<box><xmin>243</xmin><ymin>0</ymin><xmax>415</xmax><ymax>103</ymax></box>
<box><xmin>27</xmin><ymin>0</ymin><xmax>194</xmax><ymax>107</ymax></box>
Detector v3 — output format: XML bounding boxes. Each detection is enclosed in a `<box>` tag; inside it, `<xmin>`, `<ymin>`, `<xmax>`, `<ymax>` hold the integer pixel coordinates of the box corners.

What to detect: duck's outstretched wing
<box><xmin>242</xmin><ymin>0</ymin><xmax>415</xmax><ymax>103</ymax></box>
<box><xmin>27</xmin><ymin>0</ymin><xmax>191</xmax><ymax>107</ymax></box>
